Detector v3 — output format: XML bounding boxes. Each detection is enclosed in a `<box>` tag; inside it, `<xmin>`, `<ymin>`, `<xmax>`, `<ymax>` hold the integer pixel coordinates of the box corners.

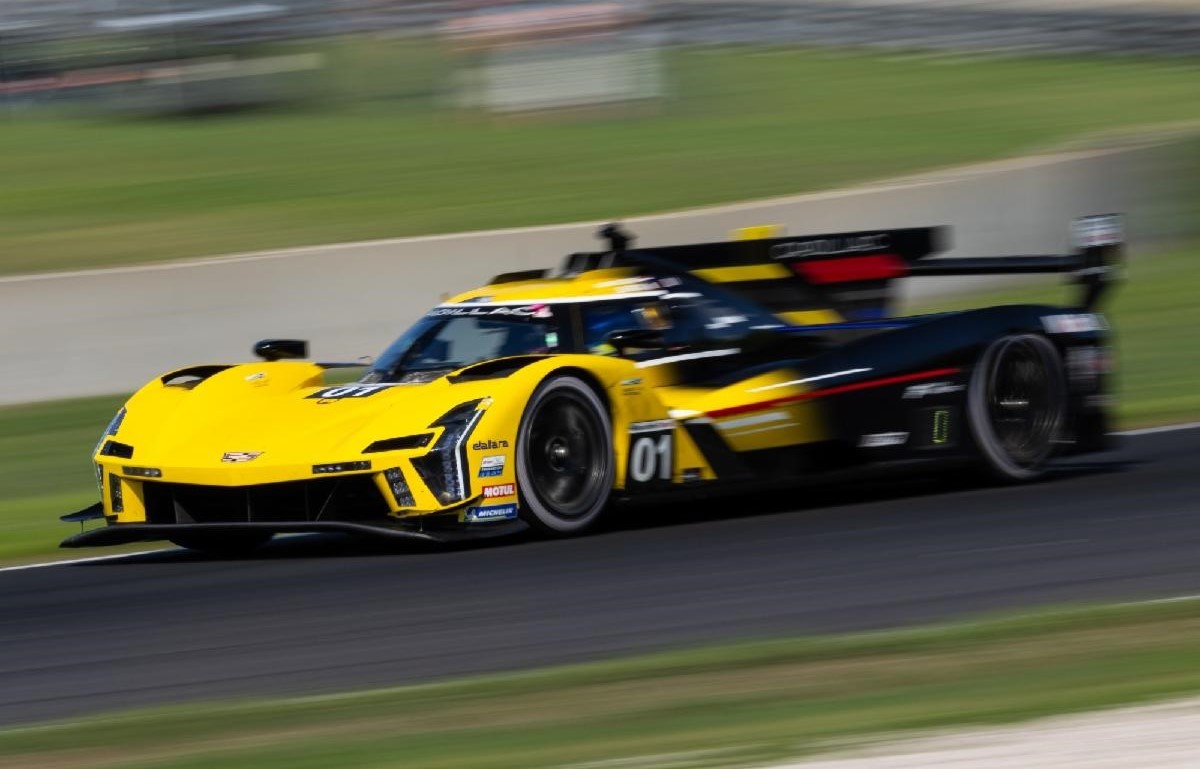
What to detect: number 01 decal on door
<box><xmin>626</xmin><ymin>420</ymin><xmax>674</xmax><ymax>490</ymax></box>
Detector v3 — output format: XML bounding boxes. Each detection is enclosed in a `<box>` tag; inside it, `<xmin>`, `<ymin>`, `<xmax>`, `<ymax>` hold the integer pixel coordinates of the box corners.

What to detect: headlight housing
<box><xmin>411</xmin><ymin>399</ymin><xmax>486</xmax><ymax>505</ymax></box>
<box><xmin>92</xmin><ymin>407</ymin><xmax>127</xmax><ymax>492</ymax></box>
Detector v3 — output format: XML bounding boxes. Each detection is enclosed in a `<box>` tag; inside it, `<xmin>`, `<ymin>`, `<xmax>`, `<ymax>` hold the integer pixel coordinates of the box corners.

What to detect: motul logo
<box><xmin>482</xmin><ymin>484</ymin><xmax>515</xmax><ymax>499</ymax></box>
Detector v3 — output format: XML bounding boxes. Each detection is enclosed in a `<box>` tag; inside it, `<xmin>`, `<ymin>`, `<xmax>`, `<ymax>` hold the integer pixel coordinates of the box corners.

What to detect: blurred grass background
<box><xmin>3</xmin><ymin>42</ymin><xmax>1200</xmax><ymax>274</ymax></box>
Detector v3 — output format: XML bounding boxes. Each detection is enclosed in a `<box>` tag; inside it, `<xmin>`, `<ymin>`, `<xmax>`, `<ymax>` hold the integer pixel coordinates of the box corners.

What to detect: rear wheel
<box><xmin>516</xmin><ymin>375</ymin><xmax>613</xmax><ymax>535</ymax></box>
<box><xmin>968</xmin><ymin>333</ymin><xmax>1066</xmax><ymax>481</ymax></box>
<box><xmin>169</xmin><ymin>531</ymin><xmax>272</xmax><ymax>558</ymax></box>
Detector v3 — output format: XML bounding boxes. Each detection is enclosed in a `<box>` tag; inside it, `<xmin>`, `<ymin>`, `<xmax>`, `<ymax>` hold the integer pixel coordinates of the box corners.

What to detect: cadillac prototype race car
<box><xmin>63</xmin><ymin>216</ymin><xmax>1121</xmax><ymax>554</ymax></box>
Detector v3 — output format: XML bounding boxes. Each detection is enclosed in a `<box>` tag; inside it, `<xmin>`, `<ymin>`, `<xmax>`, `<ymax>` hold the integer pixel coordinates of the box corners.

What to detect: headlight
<box><xmin>92</xmin><ymin>407</ymin><xmax>127</xmax><ymax>493</ymax></box>
<box><xmin>94</xmin><ymin>407</ymin><xmax>126</xmax><ymax>451</ymax></box>
<box><xmin>411</xmin><ymin>400</ymin><xmax>486</xmax><ymax>505</ymax></box>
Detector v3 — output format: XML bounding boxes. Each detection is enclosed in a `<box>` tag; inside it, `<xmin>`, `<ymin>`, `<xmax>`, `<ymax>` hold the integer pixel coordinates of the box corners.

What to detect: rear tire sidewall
<box><xmin>516</xmin><ymin>375</ymin><xmax>613</xmax><ymax>535</ymax></box>
<box><xmin>967</xmin><ymin>333</ymin><xmax>1066</xmax><ymax>481</ymax></box>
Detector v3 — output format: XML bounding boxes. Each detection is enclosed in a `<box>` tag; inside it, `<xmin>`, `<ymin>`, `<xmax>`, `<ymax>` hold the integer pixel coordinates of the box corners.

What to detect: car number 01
<box><xmin>629</xmin><ymin>432</ymin><xmax>672</xmax><ymax>484</ymax></box>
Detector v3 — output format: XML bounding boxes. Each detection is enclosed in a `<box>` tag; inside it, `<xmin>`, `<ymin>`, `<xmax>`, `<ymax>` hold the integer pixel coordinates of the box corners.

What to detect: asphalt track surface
<box><xmin>2</xmin><ymin>427</ymin><xmax>1199</xmax><ymax>727</ymax></box>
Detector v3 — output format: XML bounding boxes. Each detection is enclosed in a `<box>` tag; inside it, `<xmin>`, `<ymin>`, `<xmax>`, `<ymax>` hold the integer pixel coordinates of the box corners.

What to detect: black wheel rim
<box><xmin>526</xmin><ymin>392</ymin><xmax>607</xmax><ymax>518</ymax></box>
<box><xmin>986</xmin><ymin>338</ymin><xmax>1060</xmax><ymax>467</ymax></box>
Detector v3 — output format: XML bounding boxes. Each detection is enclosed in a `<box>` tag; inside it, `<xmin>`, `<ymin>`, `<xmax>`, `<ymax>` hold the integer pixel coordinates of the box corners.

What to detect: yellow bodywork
<box><xmin>93</xmin><ymin>267</ymin><xmax>833</xmax><ymax>529</ymax></box>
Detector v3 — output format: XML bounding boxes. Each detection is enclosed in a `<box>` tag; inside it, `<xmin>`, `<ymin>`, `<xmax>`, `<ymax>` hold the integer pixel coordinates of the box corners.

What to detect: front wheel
<box><xmin>967</xmin><ymin>333</ymin><xmax>1066</xmax><ymax>481</ymax></box>
<box><xmin>516</xmin><ymin>375</ymin><xmax>614</xmax><ymax>535</ymax></box>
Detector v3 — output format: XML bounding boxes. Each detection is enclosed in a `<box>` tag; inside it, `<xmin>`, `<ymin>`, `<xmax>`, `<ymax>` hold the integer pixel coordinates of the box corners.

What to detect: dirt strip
<box><xmin>784</xmin><ymin>697</ymin><xmax>1200</xmax><ymax>768</ymax></box>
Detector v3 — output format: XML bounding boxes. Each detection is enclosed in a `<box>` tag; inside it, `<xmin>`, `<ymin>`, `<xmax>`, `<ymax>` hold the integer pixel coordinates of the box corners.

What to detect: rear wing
<box><xmin>571</xmin><ymin>216</ymin><xmax>1122</xmax><ymax>323</ymax></box>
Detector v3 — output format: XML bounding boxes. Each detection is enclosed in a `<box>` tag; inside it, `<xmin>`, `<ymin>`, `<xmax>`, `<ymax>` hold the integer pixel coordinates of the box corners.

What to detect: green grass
<box><xmin>2</xmin><ymin>238</ymin><xmax>1198</xmax><ymax>564</ymax></box>
<box><xmin>4</xmin><ymin>600</ymin><xmax>1200</xmax><ymax>769</ymax></box>
<box><xmin>4</xmin><ymin>44</ymin><xmax>1200</xmax><ymax>274</ymax></box>
<box><xmin>0</xmin><ymin>395</ymin><xmax>127</xmax><ymax>563</ymax></box>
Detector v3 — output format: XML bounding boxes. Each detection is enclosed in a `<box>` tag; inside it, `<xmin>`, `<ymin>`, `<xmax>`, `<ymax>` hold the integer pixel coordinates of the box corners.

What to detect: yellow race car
<box><xmin>63</xmin><ymin>218</ymin><xmax>1120</xmax><ymax>554</ymax></box>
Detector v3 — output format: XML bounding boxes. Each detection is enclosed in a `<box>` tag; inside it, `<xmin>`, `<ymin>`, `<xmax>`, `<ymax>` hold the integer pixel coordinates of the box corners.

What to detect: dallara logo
<box><xmin>221</xmin><ymin>451</ymin><xmax>264</xmax><ymax>463</ymax></box>
<box><xmin>472</xmin><ymin>439</ymin><xmax>510</xmax><ymax>450</ymax></box>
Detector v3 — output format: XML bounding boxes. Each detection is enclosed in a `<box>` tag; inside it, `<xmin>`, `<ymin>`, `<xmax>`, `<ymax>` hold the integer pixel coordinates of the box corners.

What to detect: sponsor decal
<box><xmin>482</xmin><ymin>483</ymin><xmax>515</xmax><ymax>499</ymax></box>
<box><xmin>682</xmin><ymin>467</ymin><xmax>703</xmax><ymax>483</ymax></box>
<box><xmin>472</xmin><ymin>439</ymin><xmax>510</xmax><ymax>450</ymax></box>
<box><xmin>244</xmin><ymin>372</ymin><xmax>266</xmax><ymax>382</ymax></box>
<box><xmin>1042</xmin><ymin>313</ymin><xmax>1107</xmax><ymax>334</ymax></box>
<box><xmin>307</xmin><ymin>384</ymin><xmax>391</xmax><ymax>400</ymax></box>
<box><xmin>630</xmin><ymin>419</ymin><xmax>674</xmax><ymax>434</ymax></box>
<box><xmin>770</xmin><ymin>234</ymin><xmax>889</xmax><ymax>260</ymax></box>
<box><xmin>465</xmin><ymin>503</ymin><xmax>519</xmax><ymax>522</ymax></box>
<box><xmin>222</xmin><ymin>451</ymin><xmax>264</xmax><ymax>463</ymax></box>
<box><xmin>478</xmin><ymin>454</ymin><xmax>506</xmax><ymax>478</ymax></box>
<box><xmin>1072</xmin><ymin>214</ymin><xmax>1123</xmax><ymax>248</ymax></box>
<box><xmin>902</xmin><ymin>382</ymin><xmax>964</xmax><ymax>399</ymax></box>
<box><xmin>428</xmin><ymin>305</ymin><xmax>538</xmax><ymax>318</ymax></box>
<box><xmin>858</xmin><ymin>432</ymin><xmax>908</xmax><ymax>448</ymax></box>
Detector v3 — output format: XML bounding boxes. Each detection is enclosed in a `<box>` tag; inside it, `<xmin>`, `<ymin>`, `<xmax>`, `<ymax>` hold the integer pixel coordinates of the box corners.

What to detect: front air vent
<box><xmin>100</xmin><ymin>440</ymin><xmax>134</xmax><ymax>459</ymax></box>
<box><xmin>109</xmin><ymin>475</ymin><xmax>124</xmax><ymax>513</ymax></box>
<box><xmin>143</xmin><ymin>478</ymin><xmax>392</xmax><ymax>525</ymax></box>
<box><xmin>363</xmin><ymin>434</ymin><xmax>434</xmax><ymax>453</ymax></box>
<box><xmin>448</xmin><ymin>356</ymin><xmax>543</xmax><ymax>383</ymax></box>
<box><xmin>161</xmin><ymin>365</ymin><xmax>232</xmax><ymax>389</ymax></box>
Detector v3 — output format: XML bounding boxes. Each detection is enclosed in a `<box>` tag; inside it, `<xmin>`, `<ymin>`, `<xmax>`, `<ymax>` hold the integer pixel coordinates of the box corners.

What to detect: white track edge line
<box><xmin>0</xmin><ymin>549</ymin><xmax>171</xmax><ymax>574</ymax></box>
<box><xmin>1114</xmin><ymin>421</ymin><xmax>1200</xmax><ymax>436</ymax></box>
<box><xmin>2</xmin><ymin>423</ymin><xmax>1196</xmax><ymax>574</ymax></box>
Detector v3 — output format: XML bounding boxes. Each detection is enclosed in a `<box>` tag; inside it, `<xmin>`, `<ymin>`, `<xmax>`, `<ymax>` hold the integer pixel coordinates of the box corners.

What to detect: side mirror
<box><xmin>605</xmin><ymin>328</ymin><xmax>665</xmax><ymax>355</ymax></box>
<box><xmin>254</xmin><ymin>339</ymin><xmax>309</xmax><ymax>361</ymax></box>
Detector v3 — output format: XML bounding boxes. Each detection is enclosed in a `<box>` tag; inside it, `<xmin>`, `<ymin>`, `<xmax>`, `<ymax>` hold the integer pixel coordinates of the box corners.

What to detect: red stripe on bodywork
<box><xmin>792</xmin><ymin>254</ymin><xmax>908</xmax><ymax>284</ymax></box>
<box><xmin>707</xmin><ymin>367</ymin><xmax>961</xmax><ymax>419</ymax></box>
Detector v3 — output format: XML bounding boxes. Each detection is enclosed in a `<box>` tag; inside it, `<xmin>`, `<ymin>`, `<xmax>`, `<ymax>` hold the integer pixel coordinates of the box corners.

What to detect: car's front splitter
<box><xmin>60</xmin><ymin>519</ymin><xmax>529</xmax><ymax>548</ymax></box>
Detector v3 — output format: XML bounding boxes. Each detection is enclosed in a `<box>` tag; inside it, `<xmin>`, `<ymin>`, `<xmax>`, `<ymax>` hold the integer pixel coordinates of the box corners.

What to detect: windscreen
<box><xmin>364</xmin><ymin>307</ymin><xmax>559</xmax><ymax>383</ymax></box>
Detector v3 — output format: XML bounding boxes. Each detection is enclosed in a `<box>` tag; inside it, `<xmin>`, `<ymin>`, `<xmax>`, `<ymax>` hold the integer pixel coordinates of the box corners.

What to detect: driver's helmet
<box><xmin>634</xmin><ymin>303</ymin><xmax>671</xmax><ymax>331</ymax></box>
<box><xmin>584</xmin><ymin>301</ymin><xmax>671</xmax><ymax>355</ymax></box>
<box><xmin>584</xmin><ymin>303</ymin><xmax>635</xmax><ymax>355</ymax></box>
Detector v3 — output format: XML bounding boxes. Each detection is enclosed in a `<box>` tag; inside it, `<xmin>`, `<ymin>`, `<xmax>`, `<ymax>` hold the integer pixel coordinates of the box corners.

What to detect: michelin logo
<box><xmin>478</xmin><ymin>455</ymin><xmax>506</xmax><ymax>478</ymax></box>
<box><xmin>466</xmin><ymin>503</ymin><xmax>518</xmax><ymax>522</ymax></box>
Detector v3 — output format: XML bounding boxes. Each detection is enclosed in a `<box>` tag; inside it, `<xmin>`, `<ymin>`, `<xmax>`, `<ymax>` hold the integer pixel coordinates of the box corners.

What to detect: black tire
<box><xmin>967</xmin><ymin>333</ymin><xmax>1066</xmax><ymax>481</ymax></box>
<box><xmin>515</xmin><ymin>375</ymin><xmax>614</xmax><ymax>535</ymax></box>
<box><xmin>169</xmin><ymin>531</ymin><xmax>272</xmax><ymax>558</ymax></box>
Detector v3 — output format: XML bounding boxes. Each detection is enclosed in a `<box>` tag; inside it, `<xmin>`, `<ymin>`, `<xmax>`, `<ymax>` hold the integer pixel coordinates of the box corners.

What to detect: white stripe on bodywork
<box><xmin>748</xmin><ymin>367</ymin><xmax>872</xmax><ymax>393</ymax></box>
<box><xmin>722</xmin><ymin>422</ymin><xmax>799</xmax><ymax>438</ymax></box>
<box><xmin>635</xmin><ymin>348</ymin><xmax>741</xmax><ymax>368</ymax></box>
<box><xmin>717</xmin><ymin>411</ymin><xmax>789</xmax><ymax>431</ymax></box>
